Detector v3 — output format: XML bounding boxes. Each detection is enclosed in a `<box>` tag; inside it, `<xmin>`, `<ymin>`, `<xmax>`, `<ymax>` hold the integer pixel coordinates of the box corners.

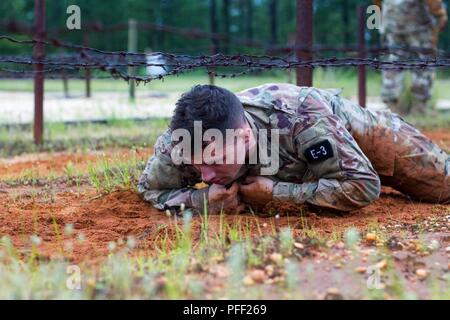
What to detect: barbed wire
<box><xmin>1</xmin><ymin>35</ymin><xmax>449</xmax><ymax>83</ymax></box>
<box><xmin>0</xmin><ymin>34</ymin><xmax>444</xmax><ymax>58</ymax></box>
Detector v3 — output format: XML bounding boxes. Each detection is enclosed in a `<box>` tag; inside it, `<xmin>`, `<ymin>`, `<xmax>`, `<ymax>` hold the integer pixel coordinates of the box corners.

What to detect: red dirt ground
<box><xmin>0</xmin><ymin>186</ymin><xmax>448</xmax><ymax>263</ymax></box>
<box><xmin>0</xmin><ymin>147</ymin><xmax>152</xmax><ymax>180</ymax></box>
<box><xmin>422</xmin><ymin>129</ymin><xmax>450</xmax><ymax>150</ymax></box>
<box><xmin>0</xmin><ymin>130</ymin><xmax>449</xmax><ymax>263</ymax></box>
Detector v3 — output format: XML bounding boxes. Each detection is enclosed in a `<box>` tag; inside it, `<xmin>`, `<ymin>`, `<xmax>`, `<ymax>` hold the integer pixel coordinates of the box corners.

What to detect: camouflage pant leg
<box><xmin>381</xmin><ymin>31</ymin><xmax>435</xmax><ymax>110</ymax></box>
<box><xmin>407</xmin><ymin>30</ymin><xmax>435</xmax><ymax>107</ymax></box>
<box><xmin>381</xmin><ymin>116</ymin><xmax>450</xmax><ymax>203</ymax></box>
<box><xmin>381</xmin><ymin>33</ymin><xmax>407</xmax><ymax>104</ymax></box>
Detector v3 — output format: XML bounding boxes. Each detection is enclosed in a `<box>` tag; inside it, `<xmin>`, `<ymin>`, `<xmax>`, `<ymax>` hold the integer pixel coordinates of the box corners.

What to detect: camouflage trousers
<box><xmin>379</xmin><ymin>116</ymin><xmax>449</xmax><ymax>203</ymax></box>
<box><xmin>381</xmin><ymin>30</ymin><xmax>435</xmax><ymax>114</ymax></box>
<box><xmin>330</xmin><ymin>92</ymin><xmax>450</xmax><ymax>203</ymax></box>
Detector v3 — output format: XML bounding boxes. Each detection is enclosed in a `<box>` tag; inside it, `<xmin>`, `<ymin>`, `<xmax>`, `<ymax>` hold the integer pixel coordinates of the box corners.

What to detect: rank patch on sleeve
<box><xmin>304</xmin><ymin>140</ymin><xmax>334</xmax><ymax>163</ymax></box>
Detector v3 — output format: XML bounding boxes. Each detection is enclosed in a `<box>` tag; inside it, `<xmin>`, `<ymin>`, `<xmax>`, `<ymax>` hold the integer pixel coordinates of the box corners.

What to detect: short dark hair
<box><xmin>170</xmin><ymin>85</ymin><xmax>245</xmax><ymax>138</ymax></box>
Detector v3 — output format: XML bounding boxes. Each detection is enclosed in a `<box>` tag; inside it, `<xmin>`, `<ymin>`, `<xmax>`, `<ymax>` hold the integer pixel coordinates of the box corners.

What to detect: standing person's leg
<box><xmin>409</xmin><ymin>29</ymin><xmax>435</xmax><ymax>114</ymax></box>
<box><xmin>381</xmin><ymin>33</ymin><xmax>407</xmax><ymax>114</ymax></box>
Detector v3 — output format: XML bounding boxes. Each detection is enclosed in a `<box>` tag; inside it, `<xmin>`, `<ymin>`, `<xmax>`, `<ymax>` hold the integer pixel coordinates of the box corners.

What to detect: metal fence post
<box><xmin>209</xmin><ymin>0</ymin><xmax>218</xmax><ymax>85</ymax></box>
<box><xmin>84</xmin><ymin>34</ymin><xmax>91</xmax><ymax>98</ymax></box>
<box><xmin>296</xmin><ymin>0</ymin><xmax>313</xmax><ymax>87</ymax></box>
<box><xmin>128</xmin><ymin>19</ymin><xmax>137</xmax><ymax>101</ymax></box>
<box><xmin>358</xmin><ymin>5</ymin><xmax>367</xmax><ymax>108</ymax></box>
<box><xmin>208</xmin><ymin>44</ymin><xmax>216</xmax><ymax>85</ymax></box>
<box><xmin>33</xmin><ymin>0</ymin><xmax>45</xmax><ymax>145</ymax></box>
<box><xmin>62</xmin><ymin>70</ymin><xmax>69</xmax><ymax>98</ymax></box>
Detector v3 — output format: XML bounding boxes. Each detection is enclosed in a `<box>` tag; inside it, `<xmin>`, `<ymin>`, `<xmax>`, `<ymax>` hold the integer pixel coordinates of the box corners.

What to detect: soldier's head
<box><xmin>170</xmin><ymin>84</ymin><xmax>255</xmax><ymax>185</ymax></box>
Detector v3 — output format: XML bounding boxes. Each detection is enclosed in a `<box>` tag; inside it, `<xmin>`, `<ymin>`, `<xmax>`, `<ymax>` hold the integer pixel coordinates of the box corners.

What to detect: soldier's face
<box><xmin>193</xmin><ymin>140</ymin><xmax>247</xmax><ymax>185</ymax></box>
<box><xmin>192</xmin><ymin>127</ymin><xmax>256</xmax><ymax>185</ymax></box>
<box><xmin>194</xmin><ymin>162</ymin><xmax>245</xmax><ymax>185</ymax></box>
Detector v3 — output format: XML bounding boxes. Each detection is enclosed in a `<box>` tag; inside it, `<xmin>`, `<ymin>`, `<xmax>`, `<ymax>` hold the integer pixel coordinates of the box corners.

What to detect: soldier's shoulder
<box><xmin>237</xmin><ymin>83</ymin><xmax>309</xmax><ymax>112</ymax></box>
<box><xmin>238</xmin><ymin>83</ymin><xmax>302</xmax><ymax>94</ymax></box>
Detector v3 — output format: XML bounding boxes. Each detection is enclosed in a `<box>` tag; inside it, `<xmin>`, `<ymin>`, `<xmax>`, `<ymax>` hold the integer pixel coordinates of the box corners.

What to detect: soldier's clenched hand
<box><xmin>207</xmin><ymin>183</ymin><xmax>245</xmax><ymax>214</ymax></box>
<box><xmin>239</xmin><ymin>176</ymin><xmax>274</xmax><ymax>208</ymax></box>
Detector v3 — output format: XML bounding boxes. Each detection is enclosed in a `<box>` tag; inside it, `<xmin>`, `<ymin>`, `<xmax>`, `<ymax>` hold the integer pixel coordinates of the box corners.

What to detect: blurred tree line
<box><xmin>1</xmin><ymin>0</ymin><xmax>449</xmax><ymax>55</ymax></box>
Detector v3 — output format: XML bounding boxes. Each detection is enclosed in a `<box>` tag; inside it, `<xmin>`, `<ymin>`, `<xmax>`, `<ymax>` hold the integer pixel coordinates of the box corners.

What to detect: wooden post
<box><xmin>357</xmin><ymin>5</ymin><xmax>367</xmax><ymax>108</ymax></box>
<box><xmin>208</xmin><ymin>44</ymin><xmax>216</xmax><ymax>85</ymax></box>
<box><xmin>33</xmin><ymin>0</ymin><xmax>45</xmax><ymax>145</ymax></box>
<box><xmin>209</xmin><ymin>0</ymin><xmax>218</xmax><ymax>85</ymax></box>
<box><xmin>296</xmin><ymin>0</ymin><xmax>313</xmax><ymax>87</ymax></box>
<box><xmin>128</xmin><ymin>19</ymin><xmax>137</xmax><ymax>101</ymax></box>
<box><xmin>84</xmin><ymin>34</ymin><xmax>91</xmax><ymax>98</ymax></box>
<box><xmin>62</xmin><ymin>71</ymin><xmax>69</xmax><ymax>98</ymax></box>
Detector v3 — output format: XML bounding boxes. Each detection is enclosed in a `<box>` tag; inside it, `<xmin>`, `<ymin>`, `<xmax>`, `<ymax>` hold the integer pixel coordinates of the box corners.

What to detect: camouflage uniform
<box><xmin>379</xmin><ymin>0</ymin><xmax>448</xmax><ymax>114</ymax></box>
<box><xmin>138</xmin><ymin>83</ymin><xmax>450</xmax><ymax>213</ymax></box>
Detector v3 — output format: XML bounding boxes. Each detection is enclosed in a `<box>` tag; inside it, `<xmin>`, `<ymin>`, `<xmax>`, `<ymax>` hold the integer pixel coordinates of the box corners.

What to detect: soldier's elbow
<box><xmin>362</xmin><ymin>177</ymin><xmax>381</xmax><ymax>206</ymax></box>
<box><xmin>361</xmin><ymin>177</ymin><xmax>381</xmax><ymax>205</ymax></box>
<box><xmin>344</xmin><ymin>176</ymin><xmax>381</xmax><ymax>210</ymax></box>
<box><xmin>137</xmin><ymin>172</ymin><xmax>152</xmax><ymax>194</ymax></box>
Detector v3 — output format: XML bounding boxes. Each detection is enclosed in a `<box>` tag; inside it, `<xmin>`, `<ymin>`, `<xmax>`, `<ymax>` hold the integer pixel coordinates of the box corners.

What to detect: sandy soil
<box><xmin>0</xmin><ymin>147</ymin><xmax>152</xmax><ymax>180</ymax></box>
<box><xmin>0</xmin><ymin>129</ymin><xmax>448</xmax><ymax>299</ymax></box>
<box><xmin>0</xmin><ymin>127</ymin><xmax>448</xmax><ymax>262</ymax></box>
<box><xmin>0</xmin><ymin>183</ymin><xmax>448</xmax><ymax>262</ymax></box>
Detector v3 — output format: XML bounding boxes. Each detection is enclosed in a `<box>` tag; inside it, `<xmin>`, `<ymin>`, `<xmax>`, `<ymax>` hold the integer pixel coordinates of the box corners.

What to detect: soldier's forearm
<box><xmin>138</xmin><ymin>186</ymin><xmax>209</xmax><ymax>212</ymax></box>
<box><xmin>272</xmin><ymin>178</ymin><xmax>380</xmax><ymax>212</ymax></box>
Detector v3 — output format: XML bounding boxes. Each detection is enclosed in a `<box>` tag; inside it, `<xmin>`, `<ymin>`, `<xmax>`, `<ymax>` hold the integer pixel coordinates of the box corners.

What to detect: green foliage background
<box><xmin>2</xmin><ymin>0</ymin><xmax>449</xmax><ymax>55</ymax></box>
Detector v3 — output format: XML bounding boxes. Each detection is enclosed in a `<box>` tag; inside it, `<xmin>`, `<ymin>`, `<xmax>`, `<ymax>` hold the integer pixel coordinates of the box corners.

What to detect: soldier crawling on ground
<box><xmin>138</xmin><ymin>84</ymin><xmax>450</xmax><ymax>215</ymax></box>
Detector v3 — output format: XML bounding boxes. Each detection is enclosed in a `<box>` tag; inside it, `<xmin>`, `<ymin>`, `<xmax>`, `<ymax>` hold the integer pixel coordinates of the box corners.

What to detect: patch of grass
<box><xmin>0</xmin><ymin>207</ymin><xmax>449</xmax><ymax>299</ymax></box>
<box><xmin>404</xmin><ymin>112</ymin><xmax>450</xmax><ymax>131</ymax></box>
<box><xmin>0</xmin><ymin>118</ymin><xmax>168</xmax><ymax>158</ymax></box>
<box><xmin>86</xmin><ymin>152</ymin><xmax>144</xmax><ymax>194</ymax></box>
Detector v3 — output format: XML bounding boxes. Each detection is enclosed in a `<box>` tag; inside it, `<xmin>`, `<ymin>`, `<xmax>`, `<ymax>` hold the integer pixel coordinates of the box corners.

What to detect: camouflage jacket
<box><xmin>138</xmin><ymin>83</ymin><xmax>389</xmax><ymax>212</ymax></box>
<box><xmin>376</xmin><ymin>0</ymin><xmax>448</xmax><ymax>34</ymax></box>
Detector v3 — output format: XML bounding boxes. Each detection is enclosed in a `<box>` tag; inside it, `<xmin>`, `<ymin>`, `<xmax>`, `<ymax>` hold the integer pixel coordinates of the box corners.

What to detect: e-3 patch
<box><xmin>304</xmin><ymin>140</ymin><xmax>334</xmax><ymax>163</ymax></box>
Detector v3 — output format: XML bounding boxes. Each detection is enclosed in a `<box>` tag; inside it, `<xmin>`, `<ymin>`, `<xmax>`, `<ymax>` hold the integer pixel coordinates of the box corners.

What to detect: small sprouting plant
<box><xmin>65</xmin><ymin>161</ymin><xmax>74</xmax><ymax>178</ymax></box>
<box><xmin>227</xmin><ymin>243</ymin><xmax>246</xmax><ymax>298</ymax></box>
<box><xmin>285</xmin><ymin>259</ymin><xmax>299</xmax><ymax>296</ymax></box>
<box><xmin>279</xmin><ymin>227</ymin><xmax>294</xmax><ymax>255</ymax></box>
<box><xmin>199</xmin><ymin>194</ymin><xmax>210</xmax><ymax>244</ymax></box>
<box><xmin>344</xmin><ymin>227</ymin><xmax>361</xmax><ymax>249</ymax></box>
<box><xmin>87</xmin><ymin>163</ymin><xmax>101</xmax><ymax>192</ymax></box>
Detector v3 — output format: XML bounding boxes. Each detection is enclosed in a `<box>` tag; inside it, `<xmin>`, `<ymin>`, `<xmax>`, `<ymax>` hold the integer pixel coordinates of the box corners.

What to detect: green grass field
<box><xmin>2</xmin><ymin>69</ymin><xmax>450</xmax><ymax>100</ymax></box>
<box><xmin>0</xmin><ymin>70</ymin><xmax>449</xmax><ymax>157</ymax></box>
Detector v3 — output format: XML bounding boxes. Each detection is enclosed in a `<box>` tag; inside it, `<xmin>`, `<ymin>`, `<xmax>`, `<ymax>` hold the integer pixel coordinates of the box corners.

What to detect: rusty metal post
<box><xmin>296</xmin><ymin>0</ymin><xmax>313</xmax><ymax>87</ymax></box>
<box><xmin>33</xmin><ymin>0</ymin><xmax>45</xmax><ymax>145</ymax></box>
<box><xmin>128</xmin><ymin>19</ymin><xmax>137</xmax><ymax>101</ymax></box>
<box><xmin>209</xmin><ymin>0</ymin><xmax>218</xmax><ymax>85</ymax></box>
<box><xmin>357</xmin><ymin>5</ymin><xmax>367</xmax><ymax>108</ymax></box>
<box><xmin>84</xmin><ymin>34</ymin><xmax>91</xmax><ymax>98</ymax></box>
<box><xmin>208</xmin><ymin>44</ymin><xmax>216</xmax><ymax>85</ymax></box>
<box><xmin>62</xmin><ymin>71</ymin><xmax>69</xmax><ymax>98</ymax></box>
